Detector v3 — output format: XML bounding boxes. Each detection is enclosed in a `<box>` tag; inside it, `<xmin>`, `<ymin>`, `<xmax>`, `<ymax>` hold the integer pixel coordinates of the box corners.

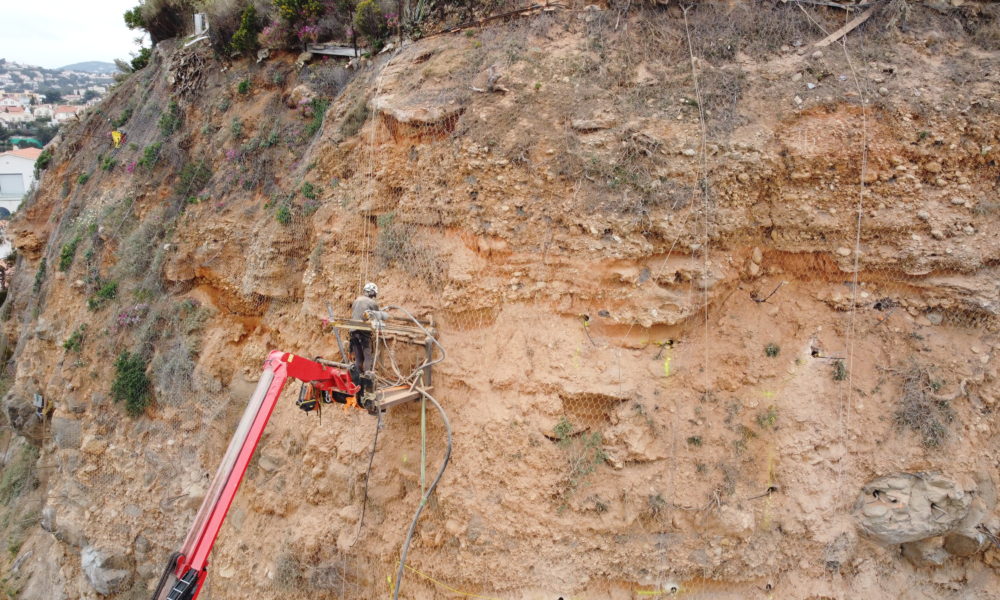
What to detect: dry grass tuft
<box><xmin>894</xmin><ymin>365</ymin><xmax>955</xmax><ymax>447</ymax></box>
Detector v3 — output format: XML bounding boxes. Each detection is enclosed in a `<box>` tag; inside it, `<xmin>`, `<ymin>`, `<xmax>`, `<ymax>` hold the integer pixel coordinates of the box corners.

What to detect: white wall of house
<box><xmin>0</xmin><ymin>110</ymin><xmax>31</xmax><ymax>124</ymax></box>
<box><xmin>0</xmin><ymin>198</ymin><xmax>22</xmax><ymax>214</ymax></box>
<box><xmin>0</xmin><ymin>154</ymin><xmax>36</xmax><ymax>210</ymax></box>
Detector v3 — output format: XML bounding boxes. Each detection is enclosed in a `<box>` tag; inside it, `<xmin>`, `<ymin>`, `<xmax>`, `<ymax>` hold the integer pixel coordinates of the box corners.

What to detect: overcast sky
<box><xmin>0</xmin><ymin>0</ymin><xmax>145</xmax><ymax>68</ymax></box>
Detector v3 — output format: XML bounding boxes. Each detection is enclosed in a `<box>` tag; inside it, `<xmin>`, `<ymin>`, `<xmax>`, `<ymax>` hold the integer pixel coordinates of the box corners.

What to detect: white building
<box><xmin>32</xmin><ymin>104</ymin><xmax>54</xmax><ymax>120</ymax></box>
<box><xmin>0</xmin><ymin>147</ymin><xmax>42</xmax><ymax>215</ymax></box>
<box><xmin>53</xmin><ymin>105</ymin><xmax>80</xmax><ymax>123</ymax></box>
<box><xmin>0</xmin><ymin>106</ymin><xmax>31</xmax><ymax>124</ymax></box>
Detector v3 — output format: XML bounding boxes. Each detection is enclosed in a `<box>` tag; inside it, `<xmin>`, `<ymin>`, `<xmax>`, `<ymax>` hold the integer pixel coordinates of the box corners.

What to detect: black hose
<box><xmin>391</xmin><ymin>390</ymin><xmax>452</xmax><ymax>600</ymax></box>
<box><xmin>348</xmin><ymin>408</ymin><xmax>383</xmax><ymax>548</ymax></box>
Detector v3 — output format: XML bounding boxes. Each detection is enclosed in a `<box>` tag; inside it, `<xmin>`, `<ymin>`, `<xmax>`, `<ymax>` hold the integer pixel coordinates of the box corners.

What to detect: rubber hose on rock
<box><xmin>391</xmin><ymin>390</ymin><xmax>452</xmax><ymax>600</ymax></box>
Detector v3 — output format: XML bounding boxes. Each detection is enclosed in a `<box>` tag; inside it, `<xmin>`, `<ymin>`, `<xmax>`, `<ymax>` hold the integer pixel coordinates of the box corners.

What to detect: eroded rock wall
<box><xmin>1</xmin><ymin>3</ymin><xmax>999</xmax><ymax>599</ymax></box>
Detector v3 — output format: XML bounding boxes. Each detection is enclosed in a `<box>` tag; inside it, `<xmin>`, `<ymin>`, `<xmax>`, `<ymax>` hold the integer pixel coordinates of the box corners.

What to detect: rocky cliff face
<box><xmin>1</xmin><ymin>2</ymin><xmax>999</xmax><ymax>599</ymax></box>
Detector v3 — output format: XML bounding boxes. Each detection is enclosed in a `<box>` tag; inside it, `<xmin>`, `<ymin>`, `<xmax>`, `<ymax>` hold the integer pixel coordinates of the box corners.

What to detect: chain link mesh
<box><xmin>1</xmin><ymin>2</ymin><xmax>998</xmax><ymax>599</ymax></box>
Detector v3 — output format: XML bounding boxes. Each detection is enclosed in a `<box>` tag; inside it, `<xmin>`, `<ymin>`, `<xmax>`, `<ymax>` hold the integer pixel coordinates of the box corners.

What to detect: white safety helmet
<box><xmin>363</xmin><ymin>282</ymin><xmax>378</xmax><ymax>298</ymax></box>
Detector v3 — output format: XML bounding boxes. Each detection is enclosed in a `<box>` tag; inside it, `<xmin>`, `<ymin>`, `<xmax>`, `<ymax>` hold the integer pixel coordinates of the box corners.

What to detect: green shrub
<box><xmin>229</xmin><ymin>4</ymin><xmax>261</xmax><ymax>55</ymax></box>
<box><xmin>301</xmin><ymin>182</ymin><xmax>320</xmax><ymax>200</ymax></box>
<box><xmin>58</xmin><ymin>236</ymin><xmax>81</xmax><ymax>271</ymax></box>
<box><xmin>237</xmin><ymin>78</ymin><xmax>252</xmax><ymax>95</ymax></box>
<box><xmin>131</xmin><ymin>46</ymin><xmax>152</xmax><ymax>71</ymax></box>
<box><xmin>33</xmin><ymin>148</ymin><xmax>52</xmax><ymax>178</ymax></box>
<box><xmin>354</xmin><ymin>0</ymin><xmax>388</xmax><ymax>51</ymax></box>
<box><xmin>63</xmin><ymin>324</ymin><xmax>87</xmax><ymax>352</ymax></box>
<box><xmin>274</xmin><ymin>0</ymin><xmax>324</xmax><ymax>25</ymax></box>
<box><xmin>176</xmin><ymin>161</ymin><xmax>212</xmax><ymax>196</ymax></box>
<box><xmin>111</xmin><ymin>351</ymin><xmax>152</xmax><ymax>416</ymax></box>
<box><xmin>87</xmin><ymin>281</ymin><xmax>118</xmax><ymax>311</ymax></box>
<box><xmin>139</xmin><ymin>143</ymin><xmax>162</xmax><ymax>168</ymax></box>
<box><xmin>275</xmin><ymin>203</ymin><xmax>292</xmax><ymax>225</ymax></box>
<box><xmin>123</xmin><ymin>5</ymin><xmax>145</xmax><ymax>30</ymax></box>
<box><xmin>263</xmin><ymin>129</ymin><xmax>280</xmax><ymax>147</ymax></box>
<box><xmin>306</xmin><ymin>97</ymin><xmax>330</xmax><ymax>137</ymax></box>
<box><xmin>552</xmin><ymin>417</ymin><xmax>606</xmax><ymax>497</ymax></box>
<box><xmin>158</xmin><ymin>101</ymin><xmax>181</xmax><ymax>136</ymax></box>
<box><xmin>756</xmin><ymin>405</ymin><xmax>778</xmax><ymax>430</ymax></box>
<box><xmin>122</xmin><ymin>0</ymin><xmax>191</xmax><ymax>43</ymax></box>
<box><xmin>32</xmin><ymin>258</ymin><xmax>46</xmax><ymax>294</ymax></box>
<box><xmin>112</xmin><ymin>107</ymin><xmax>133</xmax><ymax>128</ymax></box>
<box><xmin>231</xmin><ymin>117</ymin><xmax>244</xmax><ymax>138</ymax></box>
<box><xmin>101</xmin><ymin>156</ymin><xmax>118</xmax><ymax>172</ymax></box>
<box><xmin>138</xmin><ymin>142</ymin><xmax>163</xmax><ymax>169</ymax></box>
<box><xmin>76</xmin><ymin>172</ymin><xmax>90</xmax><ymax>185</ymax></box>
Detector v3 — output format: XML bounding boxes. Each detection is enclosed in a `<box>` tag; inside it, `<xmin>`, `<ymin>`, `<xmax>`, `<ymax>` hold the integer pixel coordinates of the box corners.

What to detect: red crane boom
<box><xmin>151</xmin><ymin>351</ymin><xmax>361</xmax><ymax>600</ymax></box>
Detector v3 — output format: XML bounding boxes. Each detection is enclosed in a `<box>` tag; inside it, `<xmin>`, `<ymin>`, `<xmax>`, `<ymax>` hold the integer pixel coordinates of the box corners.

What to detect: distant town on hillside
<box><xmin>0</xmin><ymin>58</ymin><xmax>116</xmax><ymax>152</ymax></box>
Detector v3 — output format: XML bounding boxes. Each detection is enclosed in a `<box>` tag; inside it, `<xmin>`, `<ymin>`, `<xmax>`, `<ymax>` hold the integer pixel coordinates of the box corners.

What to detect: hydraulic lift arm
<box><xmin>151</xmin><ymin>351</ymin><xmax>360</xmax><ymax>600</ymax></box>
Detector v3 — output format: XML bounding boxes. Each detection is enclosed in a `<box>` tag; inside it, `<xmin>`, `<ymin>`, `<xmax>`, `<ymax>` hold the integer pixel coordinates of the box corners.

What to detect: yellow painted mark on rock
<box><xmin>663</xmin><ymin>353</ymin><xmax>672</xmax><ymax>377</ymax></box>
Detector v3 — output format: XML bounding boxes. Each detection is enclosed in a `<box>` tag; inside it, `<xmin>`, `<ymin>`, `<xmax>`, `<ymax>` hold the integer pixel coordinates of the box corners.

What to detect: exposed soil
<box><xmin>1</xmin><ymin>2</ymin><xmax>999</xmax><ymax>599</ymax></box>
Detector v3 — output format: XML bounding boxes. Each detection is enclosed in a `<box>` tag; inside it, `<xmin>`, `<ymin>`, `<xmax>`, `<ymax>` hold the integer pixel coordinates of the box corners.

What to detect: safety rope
<box><xmin>358</xmin><ymin>52</ymin><xmax>401</xmax><ymax>293</ymax></box>
<box><xmin>682</xmin><ymin>3</ymin><xmax>713</xmax><ymax>405</ymax></box>
<box><xmin>837</xmin><ymin>5</ymin><xmax>870</xmax><ymax>503</ymax></box>
<box><xmin>796</xmin><ymin>0</ymin><xmax>871</xmax><ymax>504</ymax></box>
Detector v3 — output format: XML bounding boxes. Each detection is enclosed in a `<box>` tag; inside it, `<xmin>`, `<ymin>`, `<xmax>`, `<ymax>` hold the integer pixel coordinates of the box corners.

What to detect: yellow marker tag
<box><xmin>663</xmin><ymin>354</ymin><xmax>672</xmax><ymax>377</ymax></box>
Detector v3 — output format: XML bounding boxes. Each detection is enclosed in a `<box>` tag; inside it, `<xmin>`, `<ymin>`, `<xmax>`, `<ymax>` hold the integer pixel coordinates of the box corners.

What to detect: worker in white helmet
<box><xmin>350</xmin><ymin>282</ymin><xmax>380</xmax><ymax>393</ymax></box>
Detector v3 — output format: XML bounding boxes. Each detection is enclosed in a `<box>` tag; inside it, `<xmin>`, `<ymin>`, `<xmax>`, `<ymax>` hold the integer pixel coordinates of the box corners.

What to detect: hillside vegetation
<box><xmin>1</xmin><ymin>1</ymin><xmax>999</xmax><ymax>599</ymax></box>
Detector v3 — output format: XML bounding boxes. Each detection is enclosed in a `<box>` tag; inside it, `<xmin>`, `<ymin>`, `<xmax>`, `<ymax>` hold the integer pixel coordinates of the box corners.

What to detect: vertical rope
<box><xmin>358</xmin><ymin>52</ymin><xmax>400</xmax><ymax>293</ymax></box>
<box><xmin>838</xmin><ymin>9</ymin><xmax>870</xmax><ymax>500</ymax></box>
<box><xmin>682</xmin><ymin>3</ymin><xmax>712</xmax><ymax>425</ymax></box>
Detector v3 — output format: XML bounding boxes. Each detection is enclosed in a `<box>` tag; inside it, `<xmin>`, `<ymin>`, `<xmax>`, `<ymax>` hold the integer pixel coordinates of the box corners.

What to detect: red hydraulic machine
<box><xmin>152</xmin><ymin>307</ymin><xmax>444</xmax><ymax>600</ymax></box>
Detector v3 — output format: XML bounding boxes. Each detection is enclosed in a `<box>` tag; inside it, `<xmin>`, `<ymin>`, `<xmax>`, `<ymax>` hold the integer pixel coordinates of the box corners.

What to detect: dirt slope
<box><xmin>1</xmin><ymin>2</ymin><xmax>999</xmax><ymax>599</ymax></box>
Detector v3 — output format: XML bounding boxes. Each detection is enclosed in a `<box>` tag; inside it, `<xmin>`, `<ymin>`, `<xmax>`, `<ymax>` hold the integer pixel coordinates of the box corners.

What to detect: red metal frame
<box><xmin>153</xmin><ymin>351</ymin><xmax>360</xmax><ymax>600</ymax></box>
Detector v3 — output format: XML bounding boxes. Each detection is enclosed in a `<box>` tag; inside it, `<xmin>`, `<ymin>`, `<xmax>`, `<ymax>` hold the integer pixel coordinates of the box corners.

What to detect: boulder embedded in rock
<box><xmin>287</xmin><ymin>84</ymin><xmax>317</xmax><ymax>109</ymax></box>
<box><xmin>4</xmin><ymin>392</ymin><xmax>46</xmax><ymax>444</ymax></box>
<box><xmin>901</xmin><ymin>537</ymin><xmax>950</xmax><ymax>567</ymax></box>
<box><xmin>81</xmin><ymin>546</ymin><xmax>131</xmax><ymax>595</ymax></box>
<box><xmin>854</xmin><ymin>472</ymin><xmax>972</xmax><ymax>545</ymax></box>
<box><xmin>943</xmin><ymin>526</ymin><xmax>987</xmax><ymax>557</ymax></box>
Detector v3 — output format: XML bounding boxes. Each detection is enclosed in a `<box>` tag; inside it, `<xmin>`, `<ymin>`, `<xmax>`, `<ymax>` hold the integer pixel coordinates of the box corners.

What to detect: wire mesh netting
<box><xmin>1</xmin><ymin>1</ymin><xmax>998</xmax><ymax>599</ymax></box>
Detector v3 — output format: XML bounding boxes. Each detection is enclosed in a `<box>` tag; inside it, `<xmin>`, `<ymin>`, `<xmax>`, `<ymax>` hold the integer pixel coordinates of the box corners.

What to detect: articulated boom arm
<box><xmin>152</xmin><ymin>351</ymin><xmax>360</xmax><ymax>600</ymax></box>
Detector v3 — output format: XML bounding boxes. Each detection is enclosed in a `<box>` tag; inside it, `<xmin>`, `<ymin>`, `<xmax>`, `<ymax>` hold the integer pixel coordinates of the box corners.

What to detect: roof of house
<box><xmin>1</xmin><ymin>147</ymin><xmax>43</xmax><ymax>160</ymax></box>
<box><xmin>54</xmin><ymin>105</ymin><xmax>79</xmax><ymax>114</ymax></box>
<box><xmin>2</xmin><ymin>106</ymin><xmax>26</xmax><ymax>113</ymax></box>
